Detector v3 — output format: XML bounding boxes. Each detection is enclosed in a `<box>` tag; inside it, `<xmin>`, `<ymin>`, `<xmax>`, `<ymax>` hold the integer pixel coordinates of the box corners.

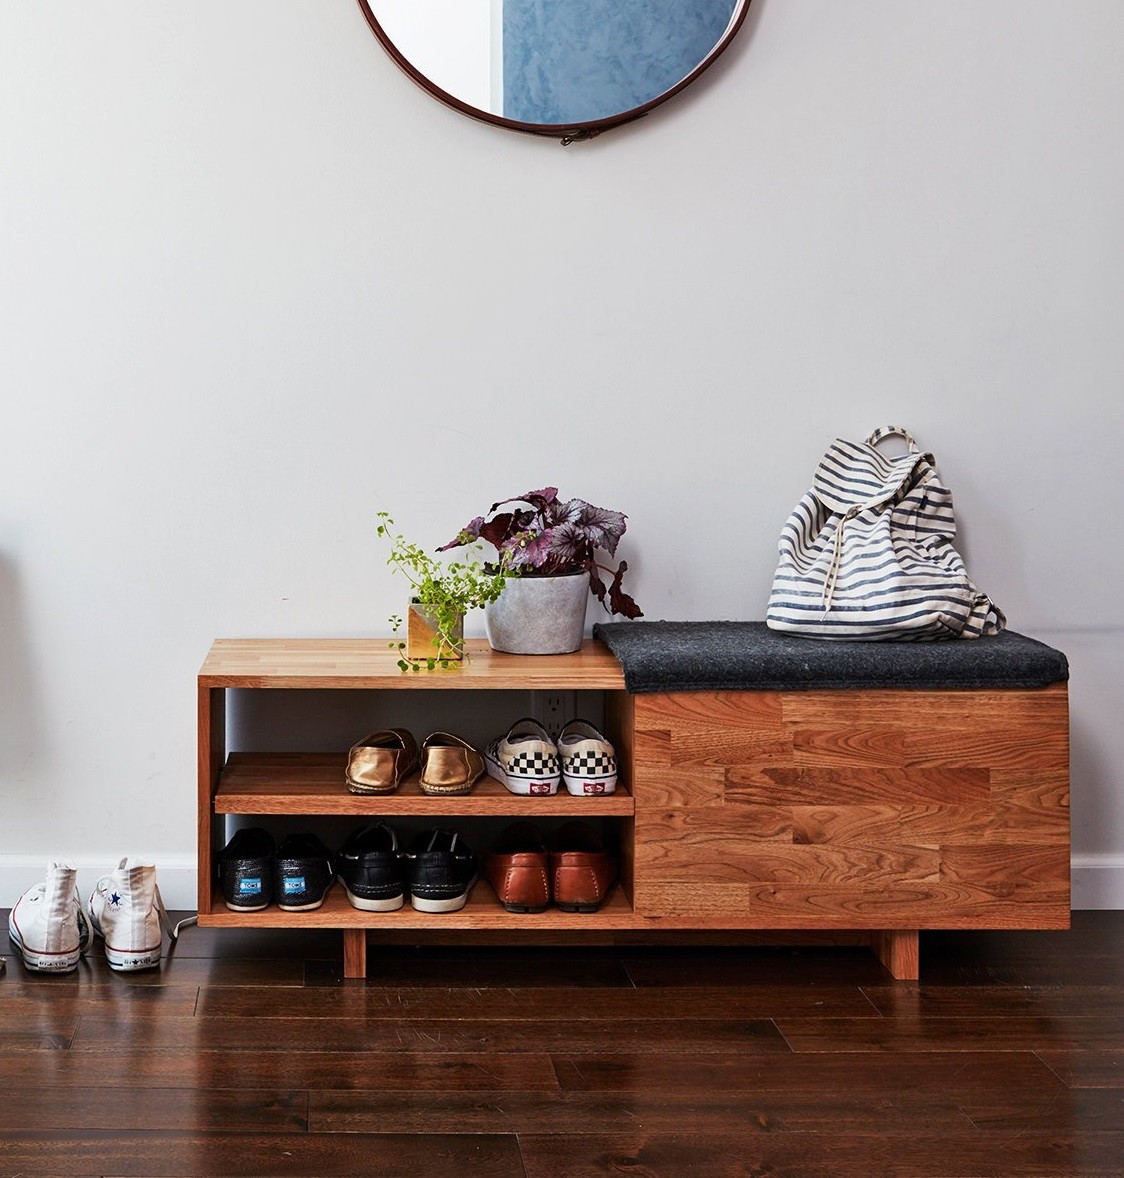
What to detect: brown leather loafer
<box><xmin>418</xmin><ymin>732</ymin><xmax>485</xmax><ymax>796</ymax></box>
<box><xmin>550</xmin><ymin>821</ymin><xmax>617</xmax><ymax>913</ymax></box>
<box><xmin>485</xmin><ymin>822</ymin><xmax>550</xmax><ymax>913</ymax></box>
<box><xmin>345</xmin><ymin>728</ymin><xmax>419</xmax><ymax>794</ymax></box>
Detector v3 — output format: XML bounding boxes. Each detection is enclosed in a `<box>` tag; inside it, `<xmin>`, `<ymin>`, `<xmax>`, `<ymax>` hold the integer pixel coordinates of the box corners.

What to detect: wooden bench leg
<box><xmin>874</xmin><ymin>930</ymin><xmax>919</xmax><ymax>980</ymax></box>
<box><xmin>343</xmin><ymin>929</ymin><xmax>367</xmax><ymax>979</ymax></box>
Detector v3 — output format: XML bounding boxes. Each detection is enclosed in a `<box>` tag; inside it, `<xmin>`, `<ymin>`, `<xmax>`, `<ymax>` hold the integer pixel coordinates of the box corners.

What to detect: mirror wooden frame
<box><xmin>356</xmin><ymin>0</ymin><xmax>753</xmax><ymax>142</ymax></box>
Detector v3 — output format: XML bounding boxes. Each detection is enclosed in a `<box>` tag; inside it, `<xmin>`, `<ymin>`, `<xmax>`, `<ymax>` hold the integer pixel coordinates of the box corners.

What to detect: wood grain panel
<box><xmin>631</xmin><ymin>764</ymin><xmax>725</xmax><ymax>808</ymax></box>
<box><xmin>669</xmin><ymin>726</ymin><xmax>794</xmax><ymax>766</ymax></box>
<box><xmin>990</xmin><ymin>769</ymin><xmax>1070</xmax><ymax>808</ymax></box>
<box><xmin>628</xmin><ymin>726</ymin><xmax>669</xmax><ymax>765</ymax></box>
<box><xmin>636</xmin><ymin>806</ymin><xmax>793</xmax><ymax>854</ymax></box>
<box><xmin>940</xmin><ymin>845</ymin><xmax>1072</xmax><ymax>890</ymax></box>
<box><xmin>636</xmin><ymin>839</ymin><xmax>940</xmax><ymax>887</ymax></box>
<box><xmin>199</xmin><ymin>883</ymin><xmax>635</xmax><ymax>931</ymax></box>
<box><xmin>215</xmin><ymin>753</ymin><xmax>634</xmax><ymax>816</ymax></box>
<box><xmin>726</xmin><ymin>766</ymin><xmax>990</xmax><ymax>807</ymax></box>
<box><xmin>635</xmin><ymin>691</ymin><xmax>783</xmax><ymax>728</ymax></box>
<box><xmin>200</xmin><ymin>637</ymin><xmax>626</xmax><ymax>689</ymax></box>
<box><xmin>792</xmin><ymin>727</ymin><xmax>906</xmax><ymax>767</ymax></box>
<box><xmin>782</xmin><ymin>685</ymin><xmax>1068</xmax><ymax>727</ymax></box>
<box><xmin>789</xmin><ymin>803</ymin><xmax>1067</xmax><ymax>848</ymax></box>
<box><xmin>631</xmin><ymin>685</ymin><xmax>1070</xmax><ymax>933</ymax></box>
<box><xmin>637</xmin><ymin>882</ymin><xmax>1071</xmax><ymax>929</ymax></box>
<box><xmin>904</xmin><ymin>726</ymin><xmax>1069</xmax><ymax>771</ymax></box>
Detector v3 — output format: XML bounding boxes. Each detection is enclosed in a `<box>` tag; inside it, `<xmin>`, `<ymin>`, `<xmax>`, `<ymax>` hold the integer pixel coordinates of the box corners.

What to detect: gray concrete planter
<box><xmin>484</xmin><ymin>572</ymin><xmax>589</xmax><ymax>654</ymax></box>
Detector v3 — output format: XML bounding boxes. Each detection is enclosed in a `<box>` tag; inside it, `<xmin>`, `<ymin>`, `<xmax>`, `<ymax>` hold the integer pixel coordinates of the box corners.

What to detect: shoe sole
<box><xmin>277</xmin><ymin>898</ymin><xmax>329</xmax><ymax>912</ymax></box>
<box><xmin>276</xmin><ymin>880</ymin><xmax>335</xmax><ymax>912</ymax></box>
<box><xmin>342</xmin><ymin>884</ymin><xmax>405</xmax><ymax>912</ymax></box>
<box><xmin>8</xmin><ymin>928</ymin><xmax>81</xmax><ymax>972</ymax></box>
<box><xmin>345</xmin><ymin>781</ymin><xmax>400</xmax><ymax>795</ymax></box>
<box><xmin>485</xmin><ymin>751</ymin><xmax>560</xmax><ymax>796</ymax></box>
<box><xmin>562</xmin><ymin>774</ymin><xmax>618</xmax><ymax>796</ymax></box>
<box><xmin>224</xmin><ymin>900</ymin><xmax>269</xmax><ymax>912</ymax></box>
<box><xmin>102</xmin><ymin>944</ymin><xmax>162</xmax><ymax>971</ymax></box>
<box><xmin>410</xmin><ymin>876</ymin><xmax>477</xmax><ymax>913</ymax></box>
<box><xmin>418</xmin><ymin>780</ymin><xmax>478</xmax><ymax>796</ymax></box>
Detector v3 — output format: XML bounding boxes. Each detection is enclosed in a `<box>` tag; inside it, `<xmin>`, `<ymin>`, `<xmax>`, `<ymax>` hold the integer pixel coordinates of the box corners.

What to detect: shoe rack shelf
<box><xmin>215</xmin><ymin>754</ymin><xmax>635</xmax><ymax>816</ymax></box>
<box><xmin>197</xmin><ymin>638</ymin><xmax>637</xmax><ymax>977</ymax></box>
<box><xmin>200</xmin><ymin>636</ymin><xmax>1070</xmax><ymax>982</ymax></box>
<box><xmin>199</xmin><ymin>885</ymin><xmax>635</xmax><ymax>929</ymax></box>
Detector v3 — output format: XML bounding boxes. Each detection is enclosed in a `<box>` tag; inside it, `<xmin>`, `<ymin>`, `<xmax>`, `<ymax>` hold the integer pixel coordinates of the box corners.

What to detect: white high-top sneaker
<box><xmin>8</xmin><ymin>861</ymin><xmax>93</xmax><ymax>972</ymax></box>
<box><xmin>87</xmin><ymin>858</ymin><xmax>168</xmax><ymax>971</ymax></box>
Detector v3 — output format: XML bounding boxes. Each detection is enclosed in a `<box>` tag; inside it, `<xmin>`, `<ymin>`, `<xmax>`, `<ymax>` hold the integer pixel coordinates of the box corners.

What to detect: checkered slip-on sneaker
<box><xmin>558</xmin><ymin>720</ymin><xmax>618</xmax><ymax>796</ymax></box>
<box><xmin>485</xmin><ymin>718</ymin><xmax>561</xmax><ymax>796</ymax></box>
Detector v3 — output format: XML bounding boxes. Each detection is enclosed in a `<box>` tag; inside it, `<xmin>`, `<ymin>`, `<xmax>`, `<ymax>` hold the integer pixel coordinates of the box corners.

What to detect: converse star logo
<box><xmin>109</xmin><ymin>892</ymin><xmax>122</xmax><ymax>907</ymax></box>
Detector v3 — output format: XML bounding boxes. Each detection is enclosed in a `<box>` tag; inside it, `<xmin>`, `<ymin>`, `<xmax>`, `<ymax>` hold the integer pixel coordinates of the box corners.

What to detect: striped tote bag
<box><xmin>766</xmin><ymin>427</ymin><xmax>1005</xmax><ymax>640</ymax></box>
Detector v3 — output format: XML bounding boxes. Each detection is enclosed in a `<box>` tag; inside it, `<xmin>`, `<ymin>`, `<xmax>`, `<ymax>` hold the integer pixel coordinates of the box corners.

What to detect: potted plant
<box><xmin>377</xmin><ymin>512</ymin><xmax>506</xmax><ymax>671</ymax></box>
<box><xmin>439</xmin><ymin>487</ymin><xmax>642</xmax><ymax>654</ymax></box>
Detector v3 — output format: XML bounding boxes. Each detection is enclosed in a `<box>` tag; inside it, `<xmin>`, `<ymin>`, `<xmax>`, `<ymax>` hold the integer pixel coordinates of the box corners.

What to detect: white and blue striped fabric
<box><xmin>766</xmin><ymin>427</ymin><xmax>1005</xmax><ymax>641</ymax></box>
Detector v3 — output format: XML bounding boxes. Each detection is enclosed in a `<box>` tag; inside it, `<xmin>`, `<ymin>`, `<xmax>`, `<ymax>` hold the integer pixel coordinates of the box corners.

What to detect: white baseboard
<box><xmin>3</xmin><ymin>854</ymin><xmax>1122</xmax><ymax>915</ymax></box>
<box><xmin>1071</xmin><ymin>854</ymin><xmax>1124</xmax><ymax>909</ymax></box>
<box><xmin>0</xmin><ymin>855</ymin><xmax>198</xmax><ymax>912</ymax></box>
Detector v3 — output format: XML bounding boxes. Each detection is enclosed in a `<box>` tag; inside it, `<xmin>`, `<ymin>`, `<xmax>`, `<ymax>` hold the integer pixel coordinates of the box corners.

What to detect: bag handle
<box><xmin>866</xmin><ymin>425</ymin><xmax>919</xmax><ymax>453</ymax></box>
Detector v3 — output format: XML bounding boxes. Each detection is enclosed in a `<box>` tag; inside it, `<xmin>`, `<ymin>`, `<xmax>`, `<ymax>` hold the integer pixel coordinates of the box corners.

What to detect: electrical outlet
<box><xmin>532</xmin><ymin>690</ymin><xmax>573</xmax><ymax>740</ymax></box>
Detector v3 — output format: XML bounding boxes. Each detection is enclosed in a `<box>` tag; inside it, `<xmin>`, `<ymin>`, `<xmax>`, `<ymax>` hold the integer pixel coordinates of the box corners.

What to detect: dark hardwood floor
<box><xmin>2</xmin><ymin>911</ymin><xmax>1122</xmax><ymax>1177</ymax></box>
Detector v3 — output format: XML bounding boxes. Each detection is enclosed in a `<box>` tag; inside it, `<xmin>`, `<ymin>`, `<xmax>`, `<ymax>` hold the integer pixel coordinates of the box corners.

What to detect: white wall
<box><xmin>370</xmin><ymin>0</ymin><xmax>494</xmax><ymax>113</ymax></box>
<box><xmin>1</xmin><ymin>0</ymin><xmax>1122</xmax><ymax>908</ymax></box>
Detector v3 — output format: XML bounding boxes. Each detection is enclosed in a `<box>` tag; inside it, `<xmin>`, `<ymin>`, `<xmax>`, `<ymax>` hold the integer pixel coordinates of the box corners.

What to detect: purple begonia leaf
<box><xmin>503</xmin><ymin>528</ymin><xmax>554</xmax><ymax>569</ymax></box>
<box><xmin>436</xmin><ymin>516</ymin><xmax>485</xmax><ymax>551</ymax></box>
<box><xmin>490</xmin><ymin>487</ymin><xmax>558</xmax><ymax>515</ymax></box>
<box><xmin>479</xmin><ymin>512</ymin><xmax>517</xmax><ymax>550</ymax></box>
<box><xmin>578</xmin><ymin>502</ymin><xmax>627</xmax><ymax>556</ymax></box>
<box><xmin>549</xmin><ymin>520</ymin><xmax>594</xmax><ymax>567</ymax></box>
<box><xmin>608</xmin><ymin>561</ymin><xmax>643</xmax><ymax>618</ymax></box>
<box><xmin>589</xmin><ymin>564</ymin><xmax>608</xmax><ymax>605</ymax></box>
<box><xmin>549</xmin><ymin>498</ymin><xmax>586</xmax><ymax>527</ymax></box>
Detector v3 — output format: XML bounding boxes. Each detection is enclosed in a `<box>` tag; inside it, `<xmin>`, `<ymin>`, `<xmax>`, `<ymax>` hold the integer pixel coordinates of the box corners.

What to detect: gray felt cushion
<box><xmin>592</xmin><ymin>621</ymin><xmax>1068</xmax><ymax>694</ymax></box>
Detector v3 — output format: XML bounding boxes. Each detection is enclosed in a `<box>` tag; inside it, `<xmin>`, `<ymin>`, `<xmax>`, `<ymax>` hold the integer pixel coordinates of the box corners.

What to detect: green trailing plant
<box><xmin>377</xmin><ymin>512</ymin><xmax>507</xmax><ymax>671</ymax></box>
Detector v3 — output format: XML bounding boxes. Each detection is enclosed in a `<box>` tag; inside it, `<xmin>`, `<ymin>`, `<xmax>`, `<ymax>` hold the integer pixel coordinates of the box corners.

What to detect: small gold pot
<box><xmin>406</xmin><ymin>601</ymin><xmax>464</xmax><ymax>662</ymax></box>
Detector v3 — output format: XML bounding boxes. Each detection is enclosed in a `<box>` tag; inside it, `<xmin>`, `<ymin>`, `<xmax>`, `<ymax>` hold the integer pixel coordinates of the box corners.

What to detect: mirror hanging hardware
<box><xmin>560</xmin><ymin>128</ymin><xmax>604</xmax><ymax>147</ymax></box>
<box><xmin>357</xmin><ymin>0</ymin><xmax>753</xmax><ymax>142</ymax></box>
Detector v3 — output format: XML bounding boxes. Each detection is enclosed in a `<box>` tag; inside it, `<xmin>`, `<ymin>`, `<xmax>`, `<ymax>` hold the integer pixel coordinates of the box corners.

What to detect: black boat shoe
<box><xmin>338</xmin><ymin>822</ymin><xmax>406</xmax><ymax>912</ymax></box>
<box><xmin>217</xmin><ymin>827</ymin><xmax>276</xmax><ymax>911</ymax></box>
<box><xmin>405</xmin><ymin>829</ymin><xmax>477</xmax><ymax>913</ymax></box>
<box><xmin>274</xmin><ymin>833</ymin><xmax>335</xmax><ymax>912</ymax></box>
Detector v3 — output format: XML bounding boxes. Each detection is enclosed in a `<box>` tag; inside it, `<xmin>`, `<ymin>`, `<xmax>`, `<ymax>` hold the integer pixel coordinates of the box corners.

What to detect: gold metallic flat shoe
<box><xmin>418</xmin><ymin>732</ymin><xmax>485</xmax><ymax>796</ymax></box>
<box><xmin>345</xmin><ymin>728</ymin><xmax>419</xmax><ymax>794</ymax></box>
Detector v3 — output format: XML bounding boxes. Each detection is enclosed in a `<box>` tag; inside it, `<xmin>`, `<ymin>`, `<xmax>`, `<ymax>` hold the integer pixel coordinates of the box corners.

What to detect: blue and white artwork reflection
<box><xmin>371</xmin><ymin>0</ymin><xmax>739</xmax><ymax>126</ymax></box>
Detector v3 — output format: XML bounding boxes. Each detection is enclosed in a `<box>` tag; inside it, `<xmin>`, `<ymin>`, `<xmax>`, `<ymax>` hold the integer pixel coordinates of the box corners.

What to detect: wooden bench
<box><xmin>597</xmin><ymin>622</ymin><xmax>1070</xmax><ymax>980</ymax></box>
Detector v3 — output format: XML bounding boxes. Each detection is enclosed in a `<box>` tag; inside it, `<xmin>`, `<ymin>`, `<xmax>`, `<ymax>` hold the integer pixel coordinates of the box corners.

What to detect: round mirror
<box><xmin>357</xmin><ymin>0</ymin><xmax>752</xmax><ymax>141</ymax></box>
